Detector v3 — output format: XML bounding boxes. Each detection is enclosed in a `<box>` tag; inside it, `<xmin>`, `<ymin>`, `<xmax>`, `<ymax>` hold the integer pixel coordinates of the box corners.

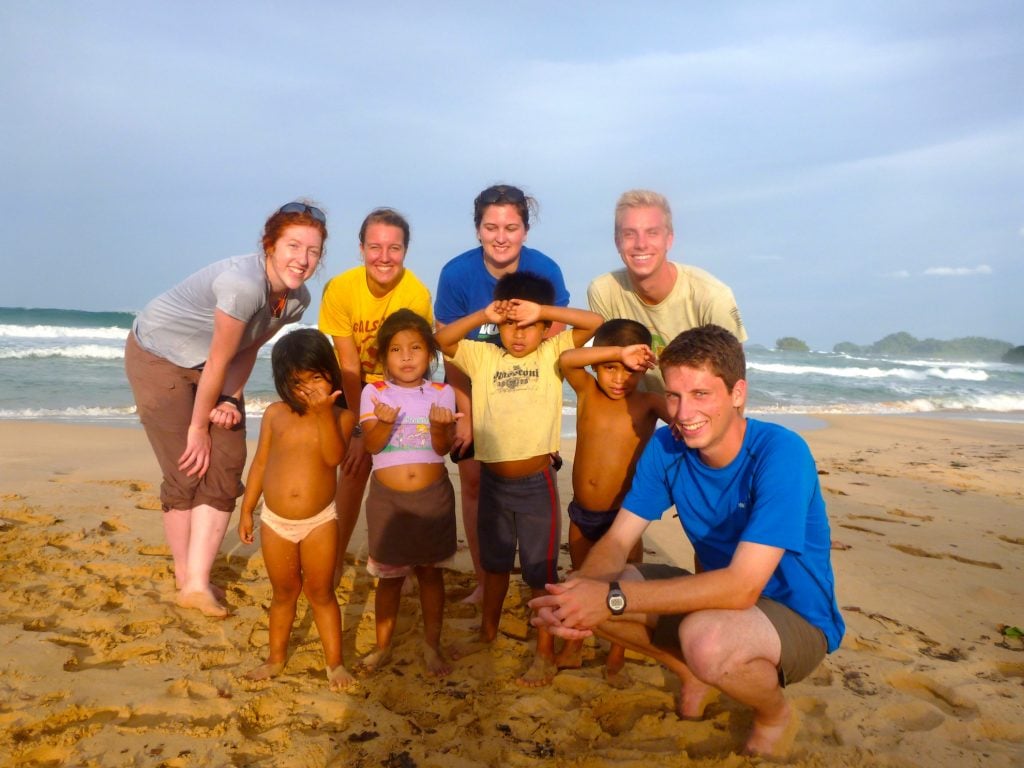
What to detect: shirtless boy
<box><xmin>554</xmin><ymin>319</ymin><xmax>669</xmax><ymax>681</ymax></box>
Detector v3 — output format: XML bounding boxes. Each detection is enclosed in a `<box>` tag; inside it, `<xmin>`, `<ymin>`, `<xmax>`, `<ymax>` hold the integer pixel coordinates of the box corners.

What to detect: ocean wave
<box><xmin>0</xmin><ymin>405</ymin><xmax>138</xmax><ymax>420</ymax></box>
<box><xmin>0</xmin><ymin>345</ymin><xmax>125</xmax><ymax>360</ymax></box>
<box><xmin>0</xmin><ymin>324</ymin><xmax>131</xmax><ymax>340</ymax></box>
<box><xmin>749</xmin><ymin>392</ymin><xmax>1024</xmax><ymax>415</ymax></box>
<box><xmin>748</xmin><ymin>362</ymin><xmax>988</xmax><ymax>382</ymax></box>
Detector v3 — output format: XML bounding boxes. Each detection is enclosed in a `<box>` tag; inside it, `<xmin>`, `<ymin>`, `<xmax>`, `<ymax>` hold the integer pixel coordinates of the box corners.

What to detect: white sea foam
<box><xmin>748</xmin><ymin>362</ymin><xmax>988</xmax><ymax>382</ymax></box>
<box><xmin>0</xmin><ymin>405</ymin><xmax>138</xmax><ymax>420</ymax></box>
<box><xmin>0</xmin><ymin>324</ymin><xmax>129</xmax><ymax>340</ymax></box>
<box><xmin>0</xmin><ymin>345</ymin><xmax>125</xmax><ymax>360</ymax></box>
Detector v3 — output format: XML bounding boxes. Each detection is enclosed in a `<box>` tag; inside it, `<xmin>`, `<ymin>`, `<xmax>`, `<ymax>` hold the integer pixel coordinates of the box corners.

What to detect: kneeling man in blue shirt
<box><xmin>531</xmin><ymin>324</ymin><xmax>844</xmax><ymax>757</ymax></box>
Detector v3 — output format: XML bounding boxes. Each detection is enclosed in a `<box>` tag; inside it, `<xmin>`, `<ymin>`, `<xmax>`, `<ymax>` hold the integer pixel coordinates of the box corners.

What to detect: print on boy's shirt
<box><xmin>492</xmin><ymin>364</ymin><xmax>541</xmax><ymax>392</ymax></box>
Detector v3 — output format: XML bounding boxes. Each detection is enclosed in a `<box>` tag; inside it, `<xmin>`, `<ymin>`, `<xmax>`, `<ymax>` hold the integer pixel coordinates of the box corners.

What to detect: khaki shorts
<box><xmin>124</xmin><ymin>331</ymin><xmax>246</xmax><ymax>513</ymax></box>
<box><xmin>637</xmin><ymin>562</ymin><xmax>827</xmax><ymax>686</ymax></box>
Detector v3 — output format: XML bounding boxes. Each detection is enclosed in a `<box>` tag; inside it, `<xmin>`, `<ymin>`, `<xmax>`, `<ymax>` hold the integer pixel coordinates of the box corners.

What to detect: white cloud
<box><xmin>923</xmin><ymin>265</ymin><xmax>993</xmax><ymax>276</ymax></box>
<box><xmin>884</xmin><ymin>269</ymin><xmax>911</xmax><ymax>279</ymax></box>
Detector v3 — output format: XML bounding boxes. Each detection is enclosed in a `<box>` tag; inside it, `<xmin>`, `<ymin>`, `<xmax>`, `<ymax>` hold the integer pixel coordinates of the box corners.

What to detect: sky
<box><xmin>2</xmin><ymin>1</ymin><xmax>1022</xmax><ymax>350</ymax></box>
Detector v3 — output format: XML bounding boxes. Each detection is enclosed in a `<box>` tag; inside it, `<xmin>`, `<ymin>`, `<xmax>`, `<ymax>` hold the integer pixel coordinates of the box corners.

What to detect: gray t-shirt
<box><xmin>134</xmin><ymin>253</ymin><xmax>310</xmax><ymax>368</ymax></box>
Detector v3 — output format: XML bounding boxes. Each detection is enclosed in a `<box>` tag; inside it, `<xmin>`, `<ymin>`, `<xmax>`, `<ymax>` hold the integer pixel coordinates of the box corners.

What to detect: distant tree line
<box><xmin>832</xmin><ymin>332</ymin><xmax>1016</xmax><ymax>361</ymax></box>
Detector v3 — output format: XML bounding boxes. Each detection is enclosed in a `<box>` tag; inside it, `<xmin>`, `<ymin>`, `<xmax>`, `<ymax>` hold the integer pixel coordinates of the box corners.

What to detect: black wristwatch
<box><xmin>607</xmin><ymin>581</ymin><xmax>626</xmax><ymax>616</ymax></box>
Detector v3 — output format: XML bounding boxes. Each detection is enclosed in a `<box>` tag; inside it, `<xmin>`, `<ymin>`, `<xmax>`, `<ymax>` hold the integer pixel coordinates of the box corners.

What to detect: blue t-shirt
<box><xmin>434</xmin><ymin>246</ymin><xmax>570</xmax><ymax>344</ymax></box>
<box><xmin>624</xmin><ymin>419</ymin><xmax>845</xmax><ymax>653</ymax></box>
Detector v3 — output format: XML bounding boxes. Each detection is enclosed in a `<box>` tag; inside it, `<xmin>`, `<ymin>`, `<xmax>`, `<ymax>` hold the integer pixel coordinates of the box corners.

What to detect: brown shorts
<box><xmin>637</xmin><ymin>563</ymin><xmax>827</xmax><ymax>687</ymax></box>
<box><xmin>124</xmin><ymin>331</ymin><xmax>246</xmax><ymax>513</ymax></box>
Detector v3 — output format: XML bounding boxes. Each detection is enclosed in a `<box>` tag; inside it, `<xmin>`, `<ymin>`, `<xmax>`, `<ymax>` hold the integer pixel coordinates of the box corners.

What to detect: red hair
<box><xmin>261</xmin><ymin>199</ymin><xmax>329</xmax><ymax>255</ymax></box>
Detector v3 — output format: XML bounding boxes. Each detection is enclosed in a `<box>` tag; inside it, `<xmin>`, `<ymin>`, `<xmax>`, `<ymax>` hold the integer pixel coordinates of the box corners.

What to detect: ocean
<box><xmin>2</xmin><ymin>307</ymin><xmax>1023</xmax><ymax>429</ymax></box>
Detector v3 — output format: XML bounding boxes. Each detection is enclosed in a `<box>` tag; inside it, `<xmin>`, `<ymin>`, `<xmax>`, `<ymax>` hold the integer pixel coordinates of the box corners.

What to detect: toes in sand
<box><xmin>244</xmin><ymin>660</ymin><xmax>285</xmax><ymax>682</ymax></box>
<box><xmin>357</xmin><ymin>646</ymin><xmax>393</xmax><ymax>675</ymax></box>
<box><xmin>327</xmin><ymin>664</ymin><xmax>356</xmax><ymax>691</ymax></box>
<box><xmin>422</xmin><ymin>642</ymin><xmax>453</xmax><ymax>677</ymax></box>
<box><xmin>516</xmin><ymin>654</ymin><xmax>557</xmax><ymax>688</ymax></box>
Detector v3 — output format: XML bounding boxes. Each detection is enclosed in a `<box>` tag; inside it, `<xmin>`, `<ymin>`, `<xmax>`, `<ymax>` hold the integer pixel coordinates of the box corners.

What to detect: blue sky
<box><xmin>2</xmin><ymin>1</ymin><xmax>1022</xmax><ymax>349</ymax></box>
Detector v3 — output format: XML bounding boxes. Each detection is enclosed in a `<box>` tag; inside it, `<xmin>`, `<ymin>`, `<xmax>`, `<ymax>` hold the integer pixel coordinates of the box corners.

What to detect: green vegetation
<box><xmin>833</xmin><ymin>332</ymin><xmax>1014</xmax><ymax>361</ymax></box>
<box><xmin>1003</xmin><ymin>346</ymin><xmax>1024</xmax><ymax>365</ymax></box>
<box><xmin>775</xmin><ymin>336</ymin><xmax>810</xmax><ymax>352</ymax></box>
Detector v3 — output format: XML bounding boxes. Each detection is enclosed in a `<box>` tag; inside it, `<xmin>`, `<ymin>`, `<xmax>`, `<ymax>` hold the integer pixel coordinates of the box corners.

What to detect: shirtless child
<box><xmin>554</xmin><ymin>319</ymin><xmax>669</xmax><ymax>683</ymax></box>
<box><xmin>238</xmin><ymin>329</ymin><xmax>356</xmax><ymax>690</ymax></box>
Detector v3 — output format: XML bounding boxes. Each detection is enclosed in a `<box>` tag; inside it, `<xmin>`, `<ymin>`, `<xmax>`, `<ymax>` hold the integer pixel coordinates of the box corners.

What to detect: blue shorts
<box><xmin>478</xmin><ymin>465</ymin><xmax>561</xmax><ymax>589</ymax></box>
<box><xmin>567</xmin><ymin>498</ymin><xmax>619</xmax><ymax>542</ymax></box>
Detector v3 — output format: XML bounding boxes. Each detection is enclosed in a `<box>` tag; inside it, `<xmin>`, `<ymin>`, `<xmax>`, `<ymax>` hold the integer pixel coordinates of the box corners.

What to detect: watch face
<box><xmin>609</xmin><ymin>594</ymin><xmax>626</xmax><ymax>612</ymax></box>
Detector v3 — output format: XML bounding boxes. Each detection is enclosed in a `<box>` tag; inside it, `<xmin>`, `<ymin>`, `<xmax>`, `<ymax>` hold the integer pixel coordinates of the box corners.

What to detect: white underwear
<box><xmin>260</xmin><ymin>501</ymin><xmax>337</xmax><ymax>544</ymax></box>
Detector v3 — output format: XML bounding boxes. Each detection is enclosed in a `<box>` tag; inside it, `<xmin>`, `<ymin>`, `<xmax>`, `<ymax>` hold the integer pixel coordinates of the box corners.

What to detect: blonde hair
<box><xmin>614</xmin><ymin>189</ymin><xmax>673</xmax><ymax>235</ymax></box>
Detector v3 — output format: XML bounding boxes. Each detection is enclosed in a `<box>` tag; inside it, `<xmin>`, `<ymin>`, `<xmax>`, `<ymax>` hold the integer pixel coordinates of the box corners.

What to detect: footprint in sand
<box><xmin>886</xmin><ymin>671</ymin><xmax>979</xmax><ymax>719</ymax></box>
<box><xmin>890</xmin><ymin>543</ymin><xmax>1003</xmax><ymax>570</ymax></box>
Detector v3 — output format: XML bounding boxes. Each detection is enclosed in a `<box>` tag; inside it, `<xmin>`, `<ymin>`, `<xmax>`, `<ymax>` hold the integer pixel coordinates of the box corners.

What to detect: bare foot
<box><xmin>356</xmin><ymin>646</ymin><xmax>393</xmax><ymax>675</ymax></box>
<box><xmin>327</xmin><ymin>664</ymin><xmax>356</xmax><ymax>691</ymax></box>
<box><xmin>744</xmin><ymin>700</ymin><xmax>798</xmax><ymax>757</ymax></box>
<box><xmin>554</xmin><ymin>639</ymin><xmax>584</xmax><ymax>670</ymax></box>
<box><xmin>516</xmin><ymin>654</ymin><xmax>557</xmax><ymax>688</ymax></box>
<box><xmin>459</xmin><ymin>583</ymin><xmax>484</xmax><ymax>606</ymax></box>
<box><xmin>422</xmin><ymin>642</ymin><xmax>453</xmax><ymax>677</ymax></box>
<box><xmin>176</xmin><ymin>589</ymin><xmax>228</xmax><ymax>618</ymax></box>
<box><xmin>447</xmin><ymin>637</ymin><xmax>491</xmax><ymax>661</ymax></box>
<box><xmin>677</xmin><ymin>681</ymin><xmax>716</xmax><ymax>721</ymax></box>
<box><xmin>244</xmin><ymin>660</ymin><xmax>285</xmax><ymax>682</ymax></box>
<box><xmin>604</xmin><ymin>664</ymin><xmax>632</xmax><ymax>689</ymax></box>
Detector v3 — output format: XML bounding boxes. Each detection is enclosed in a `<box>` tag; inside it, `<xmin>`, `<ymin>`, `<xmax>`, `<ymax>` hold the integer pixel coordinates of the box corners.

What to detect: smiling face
<box><xmin>663</xmin><ymin>363</ymin><xmax>746</xmax><ymax>467</ymax></box>
<box><xmin>498</xmin><ymin>318</ymin><xmax>547</xmax><ymax>358</ymax></box>
<box><xmin>265</xmin><ymin>224</ymin><xmax>323</xmax><ymax>293</ymax></box>
<box><xmin>360</xmin><ymin>223</ymin><xmax>407</xmax><ymax>296</ymax></box>
<box><xmin>384</xmin><ymin>328</ymin><xmax>431</xmax><ymax>387</ymax></box>
<box><xmin>594</xmin><ymin>361</ymin><xmax>645</xmax><ymax>401</ymax></box>
<box><xmin>614</xmin><ymin>205</ymin><xmax>674</xmax><ymax>282</ymax></box>
<box><xmin>477</xmin><ymin>204</ymin><xmax>527</xmax><ymax>277</ymax></box>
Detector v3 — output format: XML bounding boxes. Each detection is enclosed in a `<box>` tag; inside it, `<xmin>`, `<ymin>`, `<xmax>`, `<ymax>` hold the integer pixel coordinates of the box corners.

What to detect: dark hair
<box><xmin>659</xmin><ymin>325</ymin><xmax>746</xmax><ymax>392</ymax></box>
<box><xmin>359</xmin><ymin>207</ymin><xmax>411</xmax><ymax>248</ymax></box>
<box><xmin>376</xmin><ymin>309</ymin><xmax>440</xmax><ymax>379</ymax></box>
<box><xmin>493</xmin><ymin>270</ymin><xmax>555</xmax><ymax>306</ymax></box>
<box><xmin>473</xmin><ymin>184</ymin><xmax>538</xmax><ymax>230</ymax></box>
<box><xmin>262</xmin><ymin>199</ymin><xmax>328</xmax><ymax>257</ymax></box>
<box><xmin>271</xmin><ymin>328</ymin><xmax>344</xmax><ymax>415</ymax></box>
<box><xmin>594</xmin><ymin>319</ymin><xmax>652</xmax><ymax>348</ymax></box>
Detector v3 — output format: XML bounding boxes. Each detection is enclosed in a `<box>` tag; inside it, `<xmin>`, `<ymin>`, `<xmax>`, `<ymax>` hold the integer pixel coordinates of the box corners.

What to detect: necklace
<box><xmin>270</xmin><ymin>292</ymin><xmax>288</xmax><ymax>318</ymax></box>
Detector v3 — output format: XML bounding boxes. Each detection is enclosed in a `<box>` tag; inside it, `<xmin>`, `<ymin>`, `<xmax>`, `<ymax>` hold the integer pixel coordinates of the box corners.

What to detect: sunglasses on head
<box><xmin>278</xmin><ymin>202</ymin><xmax>327</xmax><ymax>223</ymax></box>
<box><xmin>478</xmin><ymin>185</ymin><xmax>526</xmax><ymax>206</ymax></box>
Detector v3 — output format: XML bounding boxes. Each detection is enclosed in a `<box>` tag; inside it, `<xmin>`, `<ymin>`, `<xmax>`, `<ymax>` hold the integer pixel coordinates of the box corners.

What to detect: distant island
<box><xmin>775</xmin><ymin>336</ymin><xmax>810</xmax><ymax>352</ymax></box>
<box><xmin>833</xmin><ymin>332</ymin><xmax>1015</xmax><ymax>362</ymax></box>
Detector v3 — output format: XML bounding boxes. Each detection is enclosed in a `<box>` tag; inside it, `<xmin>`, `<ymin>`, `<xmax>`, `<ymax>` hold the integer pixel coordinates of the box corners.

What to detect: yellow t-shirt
<box><xmin>450</xmin><ymin>330</ymin><xmax>577</xmax><ymax>463</ymax></box>
<box><xmin>318</xmin><ymin>266</ymin><xmax>433</xmax><ymax>382</ymax></box>
<box><xmin>587</xmin><ymin>262</ymin><xmax>746</xmax><ymax>393</ymax></box>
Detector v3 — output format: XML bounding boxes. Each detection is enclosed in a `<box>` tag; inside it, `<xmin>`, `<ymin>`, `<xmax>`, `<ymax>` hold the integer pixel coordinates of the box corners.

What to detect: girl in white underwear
<box><xmin>358</xmin><ymin>309</ymin><xmax>459</xmax><ymax>677</ymax></box>
<box><xmin>237</xmin><ymin>328</ymin><xmax>356</xmax><ymax>690</ymax></box>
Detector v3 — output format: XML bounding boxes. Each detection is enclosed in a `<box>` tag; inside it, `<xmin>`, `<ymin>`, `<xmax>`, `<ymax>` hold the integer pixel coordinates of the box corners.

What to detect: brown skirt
<box><xmin>365</xmin><ymin>473</ymin><xmax>457</xmax><ymax>566</ymax></box>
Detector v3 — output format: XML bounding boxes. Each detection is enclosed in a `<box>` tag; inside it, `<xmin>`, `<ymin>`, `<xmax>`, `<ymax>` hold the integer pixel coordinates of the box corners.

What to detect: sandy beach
<box><xmin>1</xmin><ymin>416</ymin><xmax>1022</xmax><ymax>767</ymax></box>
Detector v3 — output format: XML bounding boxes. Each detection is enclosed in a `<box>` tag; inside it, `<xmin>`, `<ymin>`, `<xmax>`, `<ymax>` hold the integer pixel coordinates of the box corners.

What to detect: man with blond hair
<box><xmin>587</xmin><ymin>189</ymin><xmax>746</xmax><ymax>392</ymax></box>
